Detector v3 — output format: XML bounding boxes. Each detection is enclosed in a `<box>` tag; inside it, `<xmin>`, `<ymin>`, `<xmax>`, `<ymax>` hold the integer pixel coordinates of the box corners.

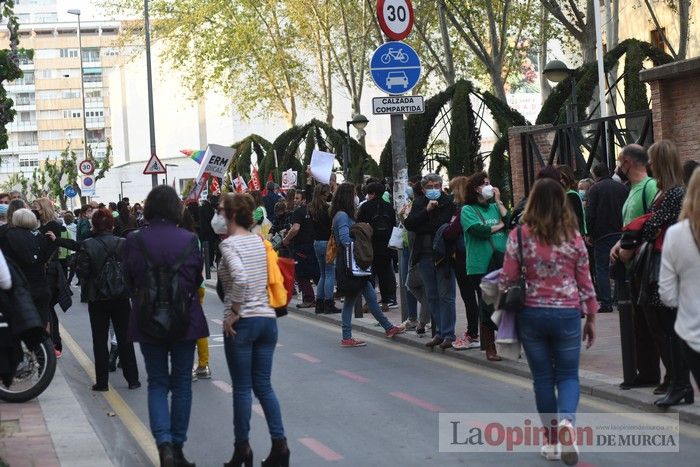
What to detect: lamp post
<box><xmin>144</xmin><ymin>0</ymin><xmax>158</xmax><ymax>188</ymax></box>
<box><xmin>165</xmin><ymin>163</ymin><xmax>178</xmax><ymax>186</ymax></box>
<box><xmin>67</xmin><ymin>9</ymin><xmax>88</xmax><ymax>159</ymax></box>
<box><xmin>120</xmin><ymin>180</ymin><xmax>132</xmax><ymax>201</ymax></box>
<box><xmin>343</xmin><ymin>114</ymin><xmax>369</xmax><ymax>180</ymax></box>
<box><xmin>544</xmin><ymin>60</ymin><xmax>578</xmax><ymax>123</ymax></box>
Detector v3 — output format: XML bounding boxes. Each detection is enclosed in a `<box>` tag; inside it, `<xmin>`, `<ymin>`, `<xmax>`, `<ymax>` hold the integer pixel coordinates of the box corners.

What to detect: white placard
<box><xmin>310</xmin><ymin>150</ymin><xmax>335</xmax><ymax>185</ymax></box>
<box><xmin>372</xmin><ymin>95</ymin><xmax>424</xmax><ymax>115</ymax></box>
<box><xmin>281</xmin><ymin>169</ymin><xmax>298</xmax><ymax>190</ymax></box>
<box><xmin>196</xmin><ymin>144</ymin><xmax>236</xmax><ymax>180</ymax></box>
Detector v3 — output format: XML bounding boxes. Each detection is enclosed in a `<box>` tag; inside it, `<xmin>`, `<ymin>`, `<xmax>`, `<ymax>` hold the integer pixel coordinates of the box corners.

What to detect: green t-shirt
<box><xmin>622</xmin><ymin>177</ymin><xmax>658</xmax><ymax>226</ymax></box>
<box><xmin>461</xmin><ymin>203</ymin><xmax>507</xmax><ymax>275</ymax></box>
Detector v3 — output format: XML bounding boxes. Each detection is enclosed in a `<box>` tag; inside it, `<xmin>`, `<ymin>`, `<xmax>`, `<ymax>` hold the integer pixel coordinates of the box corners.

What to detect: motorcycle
<box><xmin>0</xmin><ymin>337</ymin><xmax>57</xmax><ymax>403</ymax></box>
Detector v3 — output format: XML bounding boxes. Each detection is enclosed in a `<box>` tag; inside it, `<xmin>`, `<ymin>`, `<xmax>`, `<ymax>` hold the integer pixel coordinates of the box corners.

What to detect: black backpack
<box><xmin>134</xmin><ymin>232</ymin><xmax>198</xmax><ymax>342</ymax></box>
<box><xmin>371</xmin><ymin>201</ymin><xmax>393</xmax><ymax>242</ymax></box>
<box><xmin>94</xmin><ymin>237</ymin><xmax>126</xmax><ymax>300</ymax></box>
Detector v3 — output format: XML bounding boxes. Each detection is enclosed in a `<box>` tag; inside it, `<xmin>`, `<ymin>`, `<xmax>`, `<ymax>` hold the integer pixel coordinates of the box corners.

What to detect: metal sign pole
<box><xmin>144</xmin><ymin>0</ymin><xmax>158</xmax><ymax>188</ymax></box>
<box><xmin>391</xmin><ymin>114</ymin><xmax>409</xmax><ymax>321</ymax></box>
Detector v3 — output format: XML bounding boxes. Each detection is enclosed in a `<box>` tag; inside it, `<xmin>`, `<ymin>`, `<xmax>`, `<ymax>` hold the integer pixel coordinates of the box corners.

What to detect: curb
<box><xmin>204</xmin><ymin>280</ymin><xmax>700</xmax><ymax>426</ymax></box>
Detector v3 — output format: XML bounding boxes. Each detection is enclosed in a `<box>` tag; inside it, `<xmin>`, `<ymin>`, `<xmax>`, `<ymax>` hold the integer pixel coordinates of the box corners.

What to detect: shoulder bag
<box><xmin>500</xmin><ymin>225</ymin><xmax>526</xmax><ymax>313</ymax></box>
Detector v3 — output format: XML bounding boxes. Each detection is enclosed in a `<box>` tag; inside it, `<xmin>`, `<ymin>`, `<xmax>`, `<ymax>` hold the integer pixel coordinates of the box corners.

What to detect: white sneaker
<box><xmin>452</xmin><ymin>334</ymin><xmax>480</xmax><ymax>350</ymax></box>
<box><xmin>559</xmin><ymin>419</ymin><xmax>579</xmax><ymax>466</ymax></box>
<box><xmin>540</xmin><ymin>443</ymin><xmax>560</xmax><ymax>461</ymax></box>
<box><xmin>401</xmin><ymin>319</ymin><xmax>418</xmax><ymax>331</ymax></box>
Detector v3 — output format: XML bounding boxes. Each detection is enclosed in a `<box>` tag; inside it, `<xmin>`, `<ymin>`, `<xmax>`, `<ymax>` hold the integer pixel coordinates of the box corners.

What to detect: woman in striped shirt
<box><xmin>219</xmin><ymin>193</ymin><xmax>289</xmax><ymax>467</ymax></box>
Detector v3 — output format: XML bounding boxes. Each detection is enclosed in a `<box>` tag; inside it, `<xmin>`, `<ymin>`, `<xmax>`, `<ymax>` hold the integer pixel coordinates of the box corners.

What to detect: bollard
<box><xmin>203</xmin><ymin>241</ymin><xmax>211</xmax><ymax>280</ymax></box>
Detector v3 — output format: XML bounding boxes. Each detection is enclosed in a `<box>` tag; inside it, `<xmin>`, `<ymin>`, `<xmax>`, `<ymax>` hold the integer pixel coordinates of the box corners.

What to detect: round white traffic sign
<box><xmin>377</xmin><ymin>0</ymin><xmax>414</xmax><ymax>41</ymax></box>
<box><xmin>79</xmin><ymin>159</ymin><xmax>95</xmax><ymax>175</ymax></box>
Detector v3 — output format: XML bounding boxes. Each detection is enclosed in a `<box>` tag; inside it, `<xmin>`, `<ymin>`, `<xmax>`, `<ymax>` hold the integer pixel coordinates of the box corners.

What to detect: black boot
<box><xmin>314</xmin><ymin>299</ymin><xmax>324</xmax><ymax>314</ymax></box>
<box><xmin>261</xmin><ymin>438</ymin><xmax>290</xmax><ymax>467</ymax></box>
<box><xmin>654</xmin><ymin>386</ymin><xmax>694</xmax><ymax>408</ymax></box>
<box><xmin>158</xmin><ymin>442</ymin><xmax>175</xmax><ymax>467</ymax></box>
<box><xmin>173</xmin><ymin>444</ymin><xmax>195</xmax><ymax>467</ymax></box>
<box><xmin>224</xmin><ymin>440</ymin><xmax>253</xmax><ymax>467</ymax></box>
<box><xmin>323</xmin><ymin>299</ymin><xmax>341</xmax><ymax>314</ymax></box>
<box><xmin>108</xmin><ymin>344</ymin><xmax>118</xmax><ymax>372</ymax></box>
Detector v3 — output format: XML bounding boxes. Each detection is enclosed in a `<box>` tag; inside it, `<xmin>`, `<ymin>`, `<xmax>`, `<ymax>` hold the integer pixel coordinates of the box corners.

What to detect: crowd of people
<box><xmin>2</xmin><ymin>138</ymin><xmax>700</xmax><ymax>467</ymax></box>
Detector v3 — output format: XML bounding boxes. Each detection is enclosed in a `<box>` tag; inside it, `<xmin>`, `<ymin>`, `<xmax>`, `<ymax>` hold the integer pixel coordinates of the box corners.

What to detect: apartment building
<box><xmin>0</xmin><ymin>1</ymin><xmax>122</xmax><ymax>178</ymax></box>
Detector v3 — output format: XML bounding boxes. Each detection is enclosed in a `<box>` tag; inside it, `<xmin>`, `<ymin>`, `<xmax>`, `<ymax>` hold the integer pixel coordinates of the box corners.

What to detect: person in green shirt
<box><xmin>460</xmin><ymin>171</ymin><xmax>509</xmax><ymax>362</ymax></box>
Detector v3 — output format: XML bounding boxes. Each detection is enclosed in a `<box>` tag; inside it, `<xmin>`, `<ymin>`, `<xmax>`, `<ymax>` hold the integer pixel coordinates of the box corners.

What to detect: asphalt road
<box><xmin>55</xmin><ymin>286</ymin><xmax>700</xmax><ymax>467</ymax></box>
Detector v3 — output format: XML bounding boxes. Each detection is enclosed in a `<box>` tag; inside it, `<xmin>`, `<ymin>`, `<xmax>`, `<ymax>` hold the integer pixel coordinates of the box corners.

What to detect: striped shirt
<box><xmin>218</xmin><ymin>234</ymin><xmax>275</xmax><ymax>319</ymax></box>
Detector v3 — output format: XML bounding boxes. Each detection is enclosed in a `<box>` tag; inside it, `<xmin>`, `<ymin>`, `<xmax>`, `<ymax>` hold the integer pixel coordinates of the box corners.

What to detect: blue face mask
<box><xmin>405</xmin><ymin>186</ymin><xmax>414</xmax><ymax>199</ymax></box>
<box><xmin>425</xmin><ymin>188</ymin><xmax>441</xmax><ymax>200</ymax></box>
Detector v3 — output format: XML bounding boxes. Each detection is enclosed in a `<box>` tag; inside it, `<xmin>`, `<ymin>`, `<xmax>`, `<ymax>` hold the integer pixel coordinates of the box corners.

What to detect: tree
<box><xmin>0</xmin><ymin>0</ymin><xmax>27</xmax><ymax>153</ymax></box>
<box><xmin>540</xmin><ymin>0</ymin><xmax>597</xmax><ymax>63</ymax></box>
<box><xmin>642</xmin><ymin>0</ymin><xmax>691</xmax><ymax>60</ymax></box>
<box><xmin>442</xmin><ymin>0</ymin><xmax>538</xmax><ymax>103</ymax></box>
<box><xmin>0</xmin><ymin>171</ymin><xmax>28</xmax><ymax>194</ymax></box>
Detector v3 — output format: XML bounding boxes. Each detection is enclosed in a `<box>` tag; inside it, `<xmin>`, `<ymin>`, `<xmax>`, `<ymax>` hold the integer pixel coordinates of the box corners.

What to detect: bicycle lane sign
<box><xmin>370</xmin><ymin>41</ymin><xmax>421</xmax><ymax>95</ymax></box>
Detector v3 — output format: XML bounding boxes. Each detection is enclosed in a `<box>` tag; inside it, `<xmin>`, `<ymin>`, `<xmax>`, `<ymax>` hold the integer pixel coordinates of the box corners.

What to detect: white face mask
<box><xmin>210</xmin><ymin>213</ymin><xmax>228</xmax><ymax>235</ymax></box>
<box><xmin>481</xmin><ymin>184</ymin><xmax>495</xmax><ymax>200</ymax></box>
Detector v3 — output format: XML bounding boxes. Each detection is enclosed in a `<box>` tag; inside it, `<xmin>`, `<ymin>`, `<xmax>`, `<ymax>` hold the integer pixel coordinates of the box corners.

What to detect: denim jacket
<box><xmin>332</xmin><ymin>211</ymin><xmax>354</xmax><ymax>247</ymax></box>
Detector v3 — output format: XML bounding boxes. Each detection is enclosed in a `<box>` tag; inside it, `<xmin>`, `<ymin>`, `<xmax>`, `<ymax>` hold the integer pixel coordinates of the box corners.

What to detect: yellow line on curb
<box><xmin>59</xmin><ymin>324</ymin><xmax>159</xmax><ymax>466</ymax></box>
<box><xmin>287</xmin><ymin>313</ymin><xmax>700</xmax><ymax>440</ymax></box>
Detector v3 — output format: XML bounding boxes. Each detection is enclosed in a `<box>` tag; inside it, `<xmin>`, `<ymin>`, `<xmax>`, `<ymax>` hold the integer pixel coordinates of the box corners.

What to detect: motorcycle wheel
<box><xmin>0</xmin><ymin>337</ymin><xmax>57</xmax><ymax>403</ymax></box>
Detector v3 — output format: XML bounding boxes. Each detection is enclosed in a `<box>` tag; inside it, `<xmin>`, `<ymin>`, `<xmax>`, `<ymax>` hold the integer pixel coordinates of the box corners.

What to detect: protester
<box><xmin>217</xmin><ymin>193</ymin><xmax>289</xmax><ymax>467</ymax></box>
<box><xmin>0</xmin><ymin>193</ymin><xmax>8</xmax><ymax>205</ymax></box>
<box><xmin>357</xmin><ymin>181</ymin><xmax>398</xmax><ymax>311</ymax></box>
<box><xmin>76</xmin><ymin>208</ymin><xmax>140</xmax><ymax>392</ymax></box>
<box><xmin>610</xmin><ymin>144</ymin><xmax>662</xmax><ymax>390</ymax></box>
<box><xmin>585</xmin><ymin>164</ymin><xmax>629</xmax><ymax>313</ymax></box>
<box><xmin>8</xmin><ymin>191</ymin><xmax>21</xmax><ymax>201</ymax></box>
<box><xmin>460</xmin><ymin>172</ymin><xmax>508</xmax><ymax>360</ymax></box>
<box><xmin>309</xmin><ymin>184</ymin><xmax>339</xmax><ymax>314</ymax></box>
<box><xmin>0</xmin><ymin>204</ymin><xmax>6</xmax><ymax>226</ymax></box>
<box><xmin>122</xmin><ymin>185</ymin><xmax>207</xmax><ymax>467</ymax></box>
<box><xmin>660</xmin><ymin>168</ymin><xmax>700</xmax><ymax>395</ymax></box>
<box><xmin>263</xmin><ymin>181</ymin><xmax>283</xmax><ymax>224</ymax></box>
<box><xmin>132</xmin><ymin>202</ymin><xmax>145</xmax><ymax>227</ymax></box>
<box><xmin>558</xmin><ymin>165</ymin><xmax>587</xmax><ymax>235</ymax></box>
<box><xmin>332</xmin><ymin>183</ymin><xmax>404</xmax><ymax>347</ymax></box>
<box><xmin>58</xmin><ymin>211</ymin><xmax>77</xmax><ymax>277</ymax></box>
<box><xmin>283</xmin><ymin>190</ymin><xmax>319</xmax><ymax>308</ymax></box>
<box><xmin>199</xmin><ymin>194</ymin><xmax>220</xmax><ymax>267</ymax></box>
<box><xmin>404</xmin><ymin>174</ymin><xmax>456</xmax><ymax>349</ymax></box>
<box><xmin>635</xmin><ymin>141</ymin><xmax>689</xmax><ymax>407</ymax></box>
<box><xmin>114</xmin><ymin>201</ymin><xmax>138</xmax><ymax>237</ymax></box>
<box><xmin>500</xmin><ymin>178</ymin><xmax>597</xmax><ymax>464</ymax></box>
<box><xmin>77</xmin><ymin>204</ymin><xmax>95</xmax><ymax>242</ymax></box>
<box><xmin>577</xmin><ymin>178</ymin><xmax>594</xmax><ymax>206</ymax></box>
<box><xmin>443</xmin><ymin>176</ymin><xmax>480</xmax><ymax>350</ymax></box>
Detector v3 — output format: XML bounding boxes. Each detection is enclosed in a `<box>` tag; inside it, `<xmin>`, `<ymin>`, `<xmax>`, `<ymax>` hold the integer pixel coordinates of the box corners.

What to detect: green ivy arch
<box><xmin>536</xmin><ymin>39</ymin><xmax>673</xmax><ymax>124</ymax></box>
<box><xmin>230</xmin><ymin>134</ymin><xmax>274</xmax><ymax>181</ymax></box>
<box><xmin>379</xmin><ymin>79</ymin><xmax>527</xmax><ymax>201</ymax></box>
<box><xmin>271</xmin><ymin>119</ymin><xmax>380</xmax><ymax>184</ymax></box>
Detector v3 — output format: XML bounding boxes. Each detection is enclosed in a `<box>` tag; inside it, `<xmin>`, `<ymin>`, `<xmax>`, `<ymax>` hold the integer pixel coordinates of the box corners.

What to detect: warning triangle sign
<box><xmin>143</xmin><ymin>153</ymin><xmax>167</xmax><ymax>175</ymax></box>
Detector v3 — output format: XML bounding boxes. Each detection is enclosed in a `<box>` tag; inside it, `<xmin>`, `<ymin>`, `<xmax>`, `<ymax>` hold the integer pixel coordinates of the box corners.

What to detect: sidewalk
<box><xmin>205</xmin><ymin>272</ymin><xmax>700</xmax><ymax>426</ymax></box>
<box><xmin>0</xmin><ymin>364</ymin><xmax>113</xmax><ymax>467</ymax></box>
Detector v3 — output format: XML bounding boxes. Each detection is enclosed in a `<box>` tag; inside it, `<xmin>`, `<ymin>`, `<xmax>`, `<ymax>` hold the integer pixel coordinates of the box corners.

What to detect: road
<box><xmin>55</xmin><ymin>286</ymin><xmax>700</xmax><ymax>466</ymax></box>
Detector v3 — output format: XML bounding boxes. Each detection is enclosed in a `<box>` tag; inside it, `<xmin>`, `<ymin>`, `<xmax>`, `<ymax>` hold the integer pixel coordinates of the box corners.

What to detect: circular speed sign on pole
<box><xmin>377</xmin><ymin>0</ymin><xmax>414</xmax><ymax>41</ymax></box>
<box><xmin>79</xmin><ymin>159</ymin><xmax>95</xmax><ymax>175</ymax></box>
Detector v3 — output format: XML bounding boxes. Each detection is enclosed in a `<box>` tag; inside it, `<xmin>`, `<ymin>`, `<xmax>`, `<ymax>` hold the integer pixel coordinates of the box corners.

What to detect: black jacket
<box><xmin>198</xmin><ymin>201</ymin><xmax>217</xmax><ymax>242</ymax></box>
<box><xmin>76</xmin><ymin>233</ymin><xmax>125</xmax><ymax>302</ymax></box>
<box><xmin>585</xmin><ymin>177</ymin><xmax>630</xmax><ymax>240</ymax></box>
<box><xmin>357</xmin><ymin>197</ymin><xmax>397</xmax><ymax>256</ymax></box>
<box><xmin>263</xmin><ymin>192</ymin><xmax>283</xmax><ymax>224</ymax></box>
<box><xmin>404</xmin><ymin>193</ymin><xmax>455</xmax><ymax>264</ymax></box>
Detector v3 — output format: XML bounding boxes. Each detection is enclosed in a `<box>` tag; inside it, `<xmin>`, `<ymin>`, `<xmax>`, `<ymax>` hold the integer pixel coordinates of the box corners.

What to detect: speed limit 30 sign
<box><xmin>377</xmin><ymin>0</ymin><xmax>414</xmax><ymax>41</ymax></box>
<box><xmin>79</xmin><ymin>159</ymin><xmax>95</xmax><ymax>175</ymax></box>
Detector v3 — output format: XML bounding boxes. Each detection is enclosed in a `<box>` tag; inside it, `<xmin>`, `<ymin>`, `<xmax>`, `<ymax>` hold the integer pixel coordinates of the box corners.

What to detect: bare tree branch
<box><xmin>642</xmin><ymin>0</ymin><xmax>678</xmax><ymax>58</ymax></box>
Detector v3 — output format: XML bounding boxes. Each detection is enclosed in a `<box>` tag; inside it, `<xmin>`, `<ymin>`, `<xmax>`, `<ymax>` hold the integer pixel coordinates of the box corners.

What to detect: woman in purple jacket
<box><xmin>122</xmin><ymin>186</ymin><xmax>209</xmax><ymax>467</ymax></box>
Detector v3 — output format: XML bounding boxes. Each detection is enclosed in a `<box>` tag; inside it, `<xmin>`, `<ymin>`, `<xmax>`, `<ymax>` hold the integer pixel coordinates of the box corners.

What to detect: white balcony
<box><xmin>8</xmin><ymin>121</ymin><xmax>38</xmax><ymax>132</ymax></box>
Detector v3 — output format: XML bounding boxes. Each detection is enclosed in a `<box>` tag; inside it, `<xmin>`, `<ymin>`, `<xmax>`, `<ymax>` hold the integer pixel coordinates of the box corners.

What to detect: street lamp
<box><xmin>165</xmin><ymin>163</ymin><xmax>178</xmax><ymax>186</ymax></box>
<box><xmin>120</xmin><ymin>181</ymin><xmax>132</xmax><ymax>201</ymax></box>
<box><xmin>544</xmin><ymin>60</ymin><xmax>578</xmax><ymax>123</ymax></box>
<box><xmin>343</xmin><ymin>114</ymin><xmax>369</xmax><ymax>180</ymax></box>
<box><xmin>67</xmin><ymin>9</ymin><xmax>88</xmax><ymax>158</ymax></box>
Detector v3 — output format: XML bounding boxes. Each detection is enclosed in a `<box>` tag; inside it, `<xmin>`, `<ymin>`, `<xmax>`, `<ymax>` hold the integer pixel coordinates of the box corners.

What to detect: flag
<box><xmin>185</xmin><ymin>174</ymin><xmax>208</xmax><ymax>203</ymax></box>
<box><xmin>249</xmin><ymin>166</ymin><xmax>261</xmax><ymax>191</ymax></box>
<box><xmin>209</xmin><ymin>176</ymin><xmax>220</xmax><ymax>194</ymax></box>
<box><xmin>234</xmin><ymin>175</ymin><xmax>246</xmax><ymax>193</ymax></box>
<box><xmin>180</xmin><ymin>149</ymin><xmax>206</xmax><ymax>164</ymax></box>
<box><xmin>262</xmin><ymin>171</ymin><xmax>274</xmax><ymax>195</ymax></box>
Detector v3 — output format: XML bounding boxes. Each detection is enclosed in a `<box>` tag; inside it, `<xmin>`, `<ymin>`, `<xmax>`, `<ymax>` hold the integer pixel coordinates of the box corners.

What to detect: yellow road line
<box><xmin>59</xmin><ymin>324</ymin><xmax>159</xmax><ymax>466</ymax></box>
<box><xmin>288</xmin><ymin>314</ymin><xmax>700</xmax><ymax>440</ymax></box>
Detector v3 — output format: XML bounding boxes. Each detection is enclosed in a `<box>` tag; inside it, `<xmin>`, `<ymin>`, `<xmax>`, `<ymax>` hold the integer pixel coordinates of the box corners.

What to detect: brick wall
<box><xmin>642</xmin><ymin>57</ymin><xmax>700</xmax><ymax>165</ymax></box>
<box><xmin>508</xmin><ymin>124</ymin><xmax>554</xmax><ymax>202</ymax></box>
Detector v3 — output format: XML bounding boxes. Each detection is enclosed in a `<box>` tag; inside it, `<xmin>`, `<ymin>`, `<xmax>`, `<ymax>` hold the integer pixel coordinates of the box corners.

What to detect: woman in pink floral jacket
<box><xmin>500</xmin><ymin>178</ymin><xmax>598</xmax><ymax>465</ymax></box>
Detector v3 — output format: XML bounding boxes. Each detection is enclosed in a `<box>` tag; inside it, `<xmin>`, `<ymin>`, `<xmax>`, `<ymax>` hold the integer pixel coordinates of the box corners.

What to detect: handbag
<box><xmin>326</xmin><ymin>235</ymin><xmax>337</xmax><ymax>264</ymax></box>
<box><xmin>501</xmin><ymin>225</ymin><xmax>526</xmax><ymax>313</ymax></box>
<box><xmin>388</xmin><ymin>225</ymin><xmax>405</xmax><ymax>250</ymax></box>
<box><xmin>630</xmin><ymin>241</ymin><xmax>661</xmax><ymax>307</ymax></box>
<box><xmin>335</xmin><ymin>242</ymin><xmax>368</xmax><ymax>296</ymax></box>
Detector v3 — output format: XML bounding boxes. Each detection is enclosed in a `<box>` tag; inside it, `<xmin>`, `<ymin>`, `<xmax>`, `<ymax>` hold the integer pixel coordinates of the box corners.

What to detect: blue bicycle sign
<box><xmin>370</xmin><ymin>41</ymin><xmax>421</xmax><ymax>95</ymax></box>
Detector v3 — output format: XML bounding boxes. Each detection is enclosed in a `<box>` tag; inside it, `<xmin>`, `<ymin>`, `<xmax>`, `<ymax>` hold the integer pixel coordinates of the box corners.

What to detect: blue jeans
<box><xmin>417</xmin><ymin>255</ymin><xmax>456</xmax><ymax>340</ymax></box>
<box><xmin>342</xmin><ymin>281</ymin><xmax>393</xmax><ymax>339</ymax></box>
<box><xmin>224</xmin><ymin>317</ymin><xmax>285</xmax><ymax>441</ymax></box>
<box><xmin>400</xmin><ymin>248</ymin><xmax>418</xmax><ymax>321</ymax></box>
<box><xmin>517</xmin><ymin>307</ymin><xmax>581</xmax><ymax>426</ymax></box>
<box><xmin>593</xmin><ymin>234</ymin><xmax>620</xmax><ymax>308</ymax></box>
<box><xmin>313</xmin><ymin>240</ymin><xmax>335</xmax><ymax>300</ymax></box>
<box><xmin>140</xmin><ymin>340</ymin><xmax>196</xmax><ymax>446</ymax></box>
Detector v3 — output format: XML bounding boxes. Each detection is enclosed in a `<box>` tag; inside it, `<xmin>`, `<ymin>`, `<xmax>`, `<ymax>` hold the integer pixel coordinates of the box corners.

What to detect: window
<box><xmin>17</xmin><ymin>51</ymin><xmax>33</xmax><ymax>65</ymax></box>
<box><xmin>651</xmin><ymin>28</ymin><xmax>667</xmax><ymax>53</ymax></box>
<box><xmin>60</xmin><ymin>48</ymin><xmax>79</xmax><ymax>58</ymax></box>
<box><xmin>34</xmin><ymin>13</ymin><xmax>57</xmax><ymax>23</ymax></box>
<box><xmin>39</xmin><ymin>110</ymin><xmax>60</xmax><ymax>119</ymax></box>
<box><xmin>85</xmin><ymin>110</ymin><xmax>104</xmax><ymax>118</ymax></box>
<box><xmin>40</xmin><ymin>69</ymin><xmax>54</xmax><ymax>79</ymax></box>
<box><xmin>37</xmin><ymin>90</ymin><xmax>59</xmax><ymax>100</ymax></box>
<box><xmin>18</xmin><ymin>111</ymin><xmax>35</xmax><ymax>122</ymax></box>
<box><xmin>19</xmin><ymin>157</ymin><xmax>40</xmax><ymax>168</ymax></box>
<box><xmin>35</xmin><ymin>49</ymin><xmax>59</xmax><ymax>59</ymax></box>
<box><xmin>83</xmin><ymin>67</ymin><xmax>102</xmax><ymax>83</ymax></box>
<box><xmin>87</xmin><ymin>129</ymin><xmax>106</xmax><ymax>143</ymax></box>
<box><xmin>62</xmin><ymin>110</ymin><xmax>81</xmax><ymax>118</ymax></box>
<box><xmin>15</xmin><ymin>92</ymin><xmax>35</xmax><ymax>105</ymax></box>
<box><xmin>85</xmin><ymin>89</ymin><xmax>102</xmax><ymax>100</ymax></box>
<box><xmin>82</xmin><ymin>48</ymin><xmax>100</xmax><ymax>62</ymax></box>
<box><xmin>61</xmin><ymin>89</ymin><xmax>81</xmax><ymax>99</ymax></box>
<box><xmin>58</xmin><ymin>68</ymin><xmax>78</xmax><ymax>78</ymax></box>
<box><xmin>17</xmin><ymin>132</ymin><xmax>38</xmax><ymax>146</ymax></box>
<box><xmin>17</xmin><ymin>13</ymin><xmax>30</xmax><ymax>23</ymax></box>
<box><xmin>11</xmin><ymin>71</ymin><xmax>34</xmax><ymax>85</ymax></box>
<box><xmin>102</xmin><ymin>47</ymin><xmax>119</xmax><ymax>56</ymax></box>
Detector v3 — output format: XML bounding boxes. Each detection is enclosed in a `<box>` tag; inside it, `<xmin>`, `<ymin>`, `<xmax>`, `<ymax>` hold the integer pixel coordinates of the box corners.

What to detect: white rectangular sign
<box><xmin>310</xmin><ymin>150</ymin><xmax>334</xmax><ymax>185</ymax></box>
<box><xmin>372</xmin><ymin>95</ymin><xmax>424</xmax><ymax>115</ymax></box>
<box><xmin>196</xmin><ymin>144</ymin><xmax>236</xmax><ymax>180</ymax></box>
